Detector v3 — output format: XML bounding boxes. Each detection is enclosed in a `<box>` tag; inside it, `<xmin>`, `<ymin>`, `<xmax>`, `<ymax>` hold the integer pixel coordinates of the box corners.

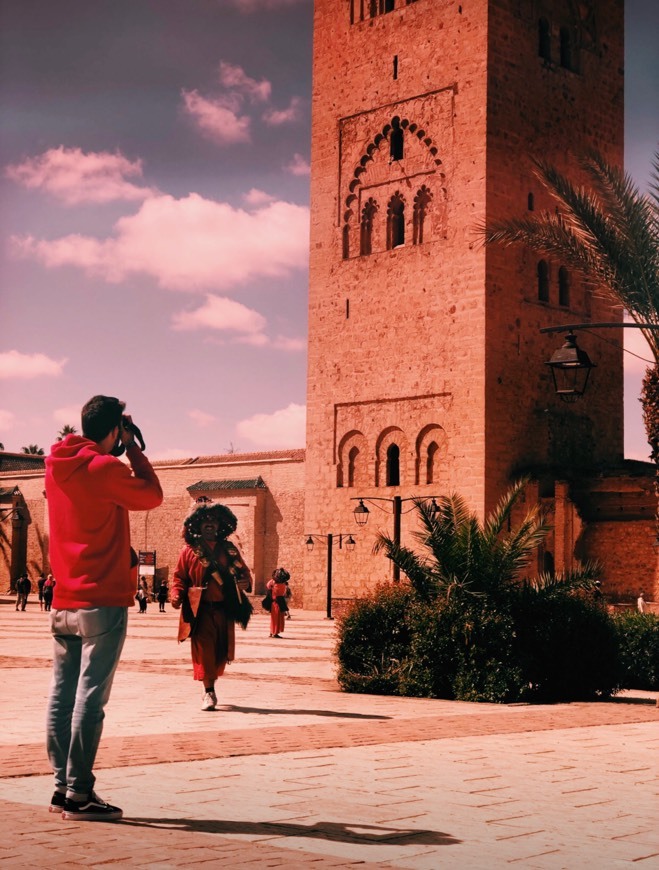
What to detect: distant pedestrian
<box><xmin>267</xmin><ymin>568</ymin><xmax>291</xmax><ymax>638</ymax></box>
<box><xmin>157</xmin><ymin>582</ymin><xmax>168</xmax><ymax>612</ymax></box>
<box><xmin>43</xmin><ymin>575</ymin><xmax>55</xmax><ymax>611</ymax></box>
<box><xmin>592</xmin><ymin>580</ymin><xmax>603</xmax><ymax>602</ymax></box>
<box><xmin>37</xmin><ymin>573</ymin><xmax>46</xmax><ymax>610</ymax></box>
<box><xmin>136</xmin><ymin>586</ymin><xmax>148</xmax><ymax>613</ymax></box>
<box><xmin>15</xmin><ymin>573</ymin><xmax>31</xmax><ymax>611</ymax></box>
<box><xmin>637</xmin><ymin>591</ymin><xmax>645</xmax><ymax>614</ymax></box>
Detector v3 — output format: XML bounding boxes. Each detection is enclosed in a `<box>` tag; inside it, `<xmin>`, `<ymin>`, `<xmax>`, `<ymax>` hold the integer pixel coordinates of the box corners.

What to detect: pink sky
<box><xmin>0</xmin><ymin>0</ymin><xmax>657</xmax><ymax>461</ymax></box>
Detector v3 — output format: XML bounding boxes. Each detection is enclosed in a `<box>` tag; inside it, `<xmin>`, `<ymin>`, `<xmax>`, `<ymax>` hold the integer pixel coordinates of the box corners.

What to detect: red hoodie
<box><xmin>45</xmin><ymin>435</ymin><xmax>163</xmax><ymax>609</ymax></box>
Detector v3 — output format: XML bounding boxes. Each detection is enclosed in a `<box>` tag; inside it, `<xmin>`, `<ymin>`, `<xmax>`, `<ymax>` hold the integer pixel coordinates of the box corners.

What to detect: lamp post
<box><xmin>541</xmin><ymin>322</ymin><xmax>659</xmax><ymax>401</ymax></box>
<box><xmin>304</xmin><ymin>532</ymin><xmax>356</xmax><ymax>619</ymax></box>
<box><xmin>351</xmin><ymin>496</ymin><xmax>440</xmax><ymax>582</ymax></box>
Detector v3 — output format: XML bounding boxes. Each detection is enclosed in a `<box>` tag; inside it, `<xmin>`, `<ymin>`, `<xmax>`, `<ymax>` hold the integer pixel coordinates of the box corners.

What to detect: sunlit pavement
<box><xmin>0</xmin><ymin>597</ymin><xmax>657</xmax><ymax>869</ymax></box>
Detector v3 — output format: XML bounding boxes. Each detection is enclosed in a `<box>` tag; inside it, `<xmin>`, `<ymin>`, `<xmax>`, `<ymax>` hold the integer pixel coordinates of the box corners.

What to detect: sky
<box><xmin>0</xmin><ymin>0</ymin><xmax>657</xmax><ymax>462</ymax></box>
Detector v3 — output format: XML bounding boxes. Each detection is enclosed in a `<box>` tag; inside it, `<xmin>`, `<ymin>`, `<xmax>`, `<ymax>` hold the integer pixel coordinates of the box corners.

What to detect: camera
<box><xmin>110</xmin><ymin>415</ymin><xmax>146</xmax><ymax>456</ymax></box>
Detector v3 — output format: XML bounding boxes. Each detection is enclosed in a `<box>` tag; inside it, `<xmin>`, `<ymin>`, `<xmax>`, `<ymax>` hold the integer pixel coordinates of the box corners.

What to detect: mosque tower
<box><xmin>304</xmin><ymin>0</ymin><xmax>624</xmax><ymax>606</ymax></box>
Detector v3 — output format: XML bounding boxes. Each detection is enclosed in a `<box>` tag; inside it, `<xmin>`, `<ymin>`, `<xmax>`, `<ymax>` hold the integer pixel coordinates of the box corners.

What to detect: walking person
<box><xmin>157</xmin><ymin>582</ymin><xmax>168</xmax><ymax>612</ymax></box>
<box><xmin>43</xmin><ymin>575</ymin><xmax>55</xmax><ymax>612</ymax></box>
<box><xmin>44</xmin><ymin>395</ymin><xmax>162</xmax><ymax>821</ymax></box>
<box><xmin>267</xmin><ymin>568</ymin><xmax>290</xmax><ymax>639</ymax></box>
<box><xmin>171</xmin><ymin>501</ymin><xmax>252</xmax><ymax>712</ymax></box>
<box><xmin>15</xmin><ymin>573</ymin><xmax>31</xmax><ymax>611</ymax></box>
<box><xmin>37</xmin><ymin>573</ymin><xmax>46</xmax><ymax>610</ymax></box>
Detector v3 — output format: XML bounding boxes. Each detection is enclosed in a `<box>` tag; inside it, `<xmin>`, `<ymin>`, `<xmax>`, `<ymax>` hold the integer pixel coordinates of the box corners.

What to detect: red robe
<box><xmin>173</xmin><ymin>541</ymin><xmax>252</xmax><ymax>683</ymax></box>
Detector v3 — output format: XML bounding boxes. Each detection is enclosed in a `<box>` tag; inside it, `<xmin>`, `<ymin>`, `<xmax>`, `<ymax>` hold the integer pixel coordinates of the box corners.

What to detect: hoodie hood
<box><xmin>46</xmin><ymin>434</ymin><xmax>103</xmax><ymax>483</ymax></box>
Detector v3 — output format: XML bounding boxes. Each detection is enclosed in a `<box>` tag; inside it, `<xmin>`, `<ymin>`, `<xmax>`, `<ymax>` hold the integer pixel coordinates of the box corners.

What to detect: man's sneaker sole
<box><xmin>49</xmin><ymin>791</ymin><xmax>66</xmax><ymax>813</ymax></box>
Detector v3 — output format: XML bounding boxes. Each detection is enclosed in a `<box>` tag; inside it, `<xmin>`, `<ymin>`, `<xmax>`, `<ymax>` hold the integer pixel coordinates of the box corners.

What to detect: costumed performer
<box><xmin>171</xmin><ymin>501</ymin><xmax>253</xmax><ymax>711</ymax></box>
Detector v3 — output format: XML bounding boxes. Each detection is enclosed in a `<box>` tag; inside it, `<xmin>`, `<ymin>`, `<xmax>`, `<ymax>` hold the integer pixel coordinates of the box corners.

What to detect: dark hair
<box><xmin>183</xmin><ymin>503</ymin><xmax>238</xmax><ymax>545</ymax></box>
<box><xmin>81</xmin><ymin>395</ymin><xmax>125</xmax><ymax>443</ymax></box>
<box><xmin>274</xmin><ymin>568</ymin><xmax>290</xmax><ymax>583</ymax></box>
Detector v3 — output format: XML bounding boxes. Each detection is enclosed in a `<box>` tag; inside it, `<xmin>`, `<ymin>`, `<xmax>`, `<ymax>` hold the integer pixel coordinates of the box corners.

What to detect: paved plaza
<box><xmin>0</xmin><ymin>597</ymin><xmax>657</xmax><ymax>869</ymax></box>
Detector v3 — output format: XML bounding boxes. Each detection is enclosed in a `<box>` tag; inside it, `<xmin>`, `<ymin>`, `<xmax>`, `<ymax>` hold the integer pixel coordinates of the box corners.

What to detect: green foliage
<box><xmin>613</xmin><ymin>610</ymin><xmax>659</xmax><ymax>690</ymax></box>
<box><xmin>511</xmin><ymin>591</ymin><xmax>619</xmax><ymax>701</ymax></box>
<box><xmin>21</xmin><ymin>444</ymin><xmax>44</xmax><ymax>455</ymax></box>
<box><xmin>337</xmin><ymin>483</ymin><xmax>620</xmax><ymax>703</ymax></box>
<box><xmin>335</xmin><ymin>584</ymin><xmax>414</xmax><ymax>695</ymax></box>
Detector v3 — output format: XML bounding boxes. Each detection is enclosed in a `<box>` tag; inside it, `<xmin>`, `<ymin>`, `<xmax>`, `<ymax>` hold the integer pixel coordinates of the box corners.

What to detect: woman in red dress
<box><xmin>267</xmin><ymin>568</ymin><xmax>290</xmax><ymax>638</ymax></box>
<box><xmin>171</xmin><ymin>502</ymin><xmax>252</xmax><ymax>711</ymax></box>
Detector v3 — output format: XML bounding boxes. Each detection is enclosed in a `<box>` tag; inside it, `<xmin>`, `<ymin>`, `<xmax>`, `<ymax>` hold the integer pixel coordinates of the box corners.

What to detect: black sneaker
<box><xmin>61</xmin><ymin>792</ymin><xmax>123</xmax><ymax>822</ymax></box>
<box><xmin>49</xmin><ymin>791</ymin><xmax>66</xmax><ymax>813</ymax></box>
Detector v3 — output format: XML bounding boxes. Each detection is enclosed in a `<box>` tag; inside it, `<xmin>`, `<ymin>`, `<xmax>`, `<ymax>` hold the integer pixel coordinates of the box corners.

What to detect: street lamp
<box><xmin>304</xmin><ymin>532</ymin><xmax>356</xmax><ymax>618</ymax></box>
<box><xmin>541</xmin><ymin>322</ymin><xmax>659</xmax><ymax>401</ymax></box>
<box><xmin>351</xmin><ymin>496</ymin><xmax>440</xmax><ymax>582</ymax></box>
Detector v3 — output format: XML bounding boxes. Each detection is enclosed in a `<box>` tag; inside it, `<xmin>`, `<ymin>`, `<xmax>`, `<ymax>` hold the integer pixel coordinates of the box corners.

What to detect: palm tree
<box><xmin>373</xmin><ymin>480</ymin><xmax>599</xmax><ymax>602</ymax></box>
<box><xmin>21</xmin><ymin>444</ymin><xmax>45</xmax><ymax>455</ymax></box>
<box><xmin>483</xmin><ymin>151</ymin><xmax>659</xmax><ymax>461</ymax></box>
<box><xmin>56</xmin><ymin>424</ymin><xmax>77</xmax><ymax>441</ymax></box>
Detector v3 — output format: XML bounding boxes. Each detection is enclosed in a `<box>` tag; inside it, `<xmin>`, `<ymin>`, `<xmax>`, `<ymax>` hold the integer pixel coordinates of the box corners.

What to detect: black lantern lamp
<box><xmin>353</xmin><ymin>499</ymin><xmax>370</xmax><ymax>525</ymax></box>
<box><xmin>545</xmin><ymin>331</ymin><xmax>596</xmax><ymax>402</ymax></box>
<box><xmin>345</xmin><ymin>535</ymin><xmax>356</xmax><ymax>552</ymax></box>
<box><xmin>305</xmin><ymin>535</ymin><xmax>315</xmax><ymax>552</ymax></box>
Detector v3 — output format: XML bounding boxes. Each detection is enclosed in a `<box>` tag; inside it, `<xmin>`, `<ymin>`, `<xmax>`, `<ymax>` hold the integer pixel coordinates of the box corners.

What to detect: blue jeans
<box><xmin>47</xmin><ymin>607</ymin><xmax>127</xmax><ymax>798</ymax></box>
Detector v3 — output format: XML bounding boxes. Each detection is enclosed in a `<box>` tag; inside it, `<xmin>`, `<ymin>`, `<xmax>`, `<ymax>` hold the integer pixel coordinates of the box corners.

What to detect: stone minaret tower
<box><xmin>304</xmin><ymin>0</ymin><xmax>624</xmax><ymax>607</ymax></box>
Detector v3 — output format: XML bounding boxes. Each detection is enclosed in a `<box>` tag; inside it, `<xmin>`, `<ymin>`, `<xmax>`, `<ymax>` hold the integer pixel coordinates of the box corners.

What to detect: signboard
<box><xmin>138</xmin><ymin>550</ymin><xmax>156</xmax><ymax>576</ymax></box>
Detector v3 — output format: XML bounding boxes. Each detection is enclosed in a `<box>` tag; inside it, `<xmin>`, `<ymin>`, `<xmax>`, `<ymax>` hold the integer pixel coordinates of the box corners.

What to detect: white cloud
<box><xmin>218</xmin><ymin>61</ymin><xmax>271</xmax><ymax>103</ymax></box>
<box><xmin>5</xmin><ymin>147</ymin><xmax>156</xmax><ymax>205</ymax></box>
<box><xmin>263</xmin><ymin>97</ymin><xmax>303</xmax><ymax>126</ymax></box>
<box><xmin>243</xmin><ymin>188</ymin><xmax>276</xmax><ymax>206</ymax></box>
<box><xmin>11</xmin><ymin>193</ymin><xmax>310</xmax><ymax>292</ymax></box>
<box><xmin>272</xmin><ymin>335</ymin><xmax>306</xmax><ymax>351</ymax></box>
<box><xmin>53</xmin><ymin>405</ymin><xmax>81</xmax><ymax>426</ymax></box>
<box><xmin>0</xmin><ymin>410</ymin><xmax>16</xmax><ymax>432</ymax></box>
<box><xmin>181</xmin><ymin>89</ymin><xmax>251</xmax><ymax>144</ymax></box>
<box><xmin>188</xmin><ymin>409</ymin><xmax>217</xmax><ymax>428</ymax></box>
<box><xmin>284</xmin><ymin>153</ymin><xmax>311</xmax><ymax>176</ymax></box>
<box><xmin>236</xmin><ymin>402</ymin><xmax>306</xmax><ymax>448</ymax></box>
<box><xmin>0</xmin><ymin>350</ymin><xmax>67</xmax><ymax>379</ymax></box>
<box><xmin>172</xmin><ymin>295</ymin><xmax>267</xmax><ymax>341</ymax></box>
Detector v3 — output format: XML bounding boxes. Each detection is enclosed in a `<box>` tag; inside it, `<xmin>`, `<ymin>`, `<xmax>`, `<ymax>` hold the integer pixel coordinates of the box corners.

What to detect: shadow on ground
<box><xmin>120</xmin><ymin>817</ymin><xmax>460</xmax><ymax>845</ymax></box>
<box><xmin>221</xmin><ymin>704</ymin><xmax>391</xmax><ymax>720</ymax></box>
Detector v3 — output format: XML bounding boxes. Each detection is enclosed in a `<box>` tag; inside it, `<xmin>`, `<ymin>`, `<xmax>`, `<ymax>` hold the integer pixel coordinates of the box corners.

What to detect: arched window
<box><xmin>558</xmin><ymin>266</ymin><xmax>570</xmax><ymax>307</ymax></box>
<box><xmin>537</xmin><ymin>260</ymin><xmax>549</xmax><ymax>302</ymax></box>
<box><xmin>413</xmin><ymin>185</ymin><xmax>433</xmax><ymax>245</ymax></box>
<box><xmin>538</xmin><ymin>17</ymin><xmax>551</xmax><ymax>62</ymax></box>
<box><xmin>348</xmin><ymin>446</ymin><xmax>360</xmax><ymax>487</ymax></box>
<box><xmin>369</xmin><ymin>0</ymin><xmax>377</xmax><ymax>18</ymax></box>
<box><xmin>387</xmin><ymin>193</ymin><xmax>405</xmax><ymax>250</ymax></box>
<box><xmin>386</xmin><ymin>444</ymin><xmax>400</xmax><ymax>486</ymax></box>
<box><xmin>426</xmin><ymin>441</ymin><xmax>439</xmax><ymax>484</ymax></box>
<box><xmin>383</xmin><ymin>0</ymin><xmax>395</xmax><ymax>11</ymax></box>
<box><xmin>342</xmin><ymin>224</ymin><xmax>350</xmax><ymax>259</ymax></box>
<box><xmin>389</xmin><ymin>117</ymin><xmax>403</xmax><ymax>161</ymax></box>
<box><xmin>559</xmin><ymin>27</ymin><xmax>573</xmax><ymax>70</ymax></box>
<box><xmin>527</xmin><ymin>192</ymin><xmax>535</xmax><ymax>211</ymax></box>
<box><xmin>360</xmin><ymin>198</ymin><xmax>378</xmax><ymax>256</ymax></box>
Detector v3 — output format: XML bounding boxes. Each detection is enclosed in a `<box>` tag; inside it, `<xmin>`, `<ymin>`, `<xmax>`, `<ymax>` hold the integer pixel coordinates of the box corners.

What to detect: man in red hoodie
<box><xmin>45</xmin><ymin>395</ymin><xmax>163</xmax><ymax>821</ymax></box>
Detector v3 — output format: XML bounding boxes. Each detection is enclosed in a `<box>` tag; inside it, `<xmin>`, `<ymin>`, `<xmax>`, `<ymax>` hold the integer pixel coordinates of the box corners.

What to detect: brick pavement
<box><xmin>0</xmin><ymin>600</ymin><xmax>657</xmax><ymax>868</ymax></box>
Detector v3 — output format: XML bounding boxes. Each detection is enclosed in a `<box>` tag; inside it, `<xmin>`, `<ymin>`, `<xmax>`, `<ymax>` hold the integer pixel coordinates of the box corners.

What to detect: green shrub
<box><xmin>335</xmin><ymin>584</ymin><xmax>414</xmax><ymax>695</ymax></box>
<box><xmin>511</xmin><ymin>592</ymin><xmax>620</xmax><ymax>701</ymax></box>
<box><xmin>613</xmin><ymin>611</ymin><xmax>659</xmax><ymax>690</ymax></box>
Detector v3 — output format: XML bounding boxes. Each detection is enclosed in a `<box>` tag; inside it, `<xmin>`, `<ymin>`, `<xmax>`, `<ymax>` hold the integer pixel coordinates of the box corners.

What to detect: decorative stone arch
<box><xmin>375</xmin><ymin>426</ymin><xmax>410</xmax><ymax>487</ymax></box>
<box><xmin>413</xmin><ymin>184</ymin><xmax>433</xmax><ymax>245</ymax></box>
<box><xmin>386</xmin><ymin>191</ymin><xmax>406</xmax><ymax>249</ymax></box>
<box><xmin>342</xmin><ymin>117</ymin><xmax>445</xmax><ymax>254</ymax></box>
<box><xmin>414</xmin><ymin>424</ymin><xmax>448</xmax><ymax>485</ymax></box>
<box><xmin>337</xmin><ymin>430</ymin><xmax>369</xmax><ymax>488</ymax></box>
